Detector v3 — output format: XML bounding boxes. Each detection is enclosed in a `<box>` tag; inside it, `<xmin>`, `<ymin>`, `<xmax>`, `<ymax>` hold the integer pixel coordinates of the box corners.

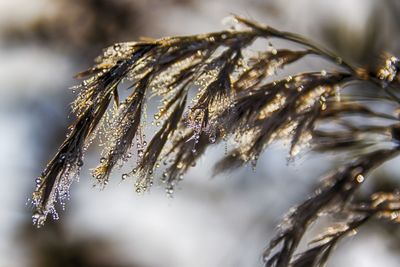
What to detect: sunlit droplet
<box><xmin>355</xmin><ymin>174</ymin><xmax>364</xmax><ymax>183</ymax></box>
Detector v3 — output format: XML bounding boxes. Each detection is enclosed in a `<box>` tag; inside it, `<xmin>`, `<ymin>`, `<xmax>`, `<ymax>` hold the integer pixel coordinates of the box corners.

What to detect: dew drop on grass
<box><xmin>355</xmin><ymin>174</ymin><xmax>364</xmax><ymax>183</ymax></box>
<box><xmin>161</xmin><ymin>172</ymin><xmax>169</xmax><ymax>182</ymax></box>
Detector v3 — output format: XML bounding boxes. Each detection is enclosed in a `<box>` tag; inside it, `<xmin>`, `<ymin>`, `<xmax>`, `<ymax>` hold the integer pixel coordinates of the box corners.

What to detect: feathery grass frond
<box><xmin>30</xmin><ymin>16</ymin><xmax>400</xmax><ymax>266</ymax></box>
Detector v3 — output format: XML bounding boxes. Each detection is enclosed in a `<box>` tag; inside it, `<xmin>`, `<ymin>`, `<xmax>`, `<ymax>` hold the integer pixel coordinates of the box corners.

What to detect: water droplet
<box><xmin>177</xmin><ymin>162</ymin><xmax>183</xmax><ymax>169</ymax></box>
<box><xmin>113</xmin><ymin>43</ymin><xmax>121</xmax><ymax>51</ymax></box>
<box><xmin>166</xmin><ymin>185</ymin><xmax>174</xmax><ymax>195</ymax></box>
<box><xmin>355</xmin><ymin>174</ymin><xmax>364</xmax><ymax>183</ymax></box>
<box><xmin>122</xmin><ymin>173</ymin><xmax>128</xmax><ymax>180</ymax></box>
<box><xmin>100</xmin><ymin>157</ymin><xmax>106</xmax><ymax>163</ymax></box>
<box><xmin>58</xmin><ymin>154</ymin><xmax>66</xmax><ymax>163</ymax></box>
<box><xmin>162</xmin><ymin>172</ymin><xmax>168</xmax><ymax>179</ymax></box>
<box><xmin>210</xmin><ymin>136</ymin><xmax>216</xmax><ymax>143</ymax></box>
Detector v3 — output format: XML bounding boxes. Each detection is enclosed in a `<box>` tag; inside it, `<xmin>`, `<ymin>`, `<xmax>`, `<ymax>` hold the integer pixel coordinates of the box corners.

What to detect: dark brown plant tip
<box><xmin>31</xmin><ymin>15</ymin><xmax>400</xmax><ymax>267</ymax></box>
<box><xmin>263</xmin><ymin>149</ymin><xmax>400</xmax><ymax>267</ymax></box>
<box><xmin>289</xmin><ymin>189</ymin><xmax>400</xmax><ymax>267</ymax></box>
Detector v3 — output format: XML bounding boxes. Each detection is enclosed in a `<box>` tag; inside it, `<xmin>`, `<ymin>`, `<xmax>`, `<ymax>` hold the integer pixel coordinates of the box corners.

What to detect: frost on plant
<box><xmin>30</xmin><ymin>16</ymin><xmax>400</xmax><ymax>266</ymax></box>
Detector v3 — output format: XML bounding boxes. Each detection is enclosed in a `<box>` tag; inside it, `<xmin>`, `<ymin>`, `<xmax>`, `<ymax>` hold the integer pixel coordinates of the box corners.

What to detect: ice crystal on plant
<box><xmin>31</xmin><ymin>15</ymin><xmax>400</xmax><ymax>267</ymax></box>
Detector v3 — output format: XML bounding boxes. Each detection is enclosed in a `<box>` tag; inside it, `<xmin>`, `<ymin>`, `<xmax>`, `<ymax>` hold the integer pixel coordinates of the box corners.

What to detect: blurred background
<box><xmin>1</xmin><ymin>0</ymin><xmax>400</xmax><ymax>266</ymax></box>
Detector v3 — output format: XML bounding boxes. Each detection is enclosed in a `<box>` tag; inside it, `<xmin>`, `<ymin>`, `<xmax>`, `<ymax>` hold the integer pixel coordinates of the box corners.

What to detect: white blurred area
<box><xmin>1</xmin><ymin>1</ymin><xmax>399</xmax><ymax>267</ymax></box>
